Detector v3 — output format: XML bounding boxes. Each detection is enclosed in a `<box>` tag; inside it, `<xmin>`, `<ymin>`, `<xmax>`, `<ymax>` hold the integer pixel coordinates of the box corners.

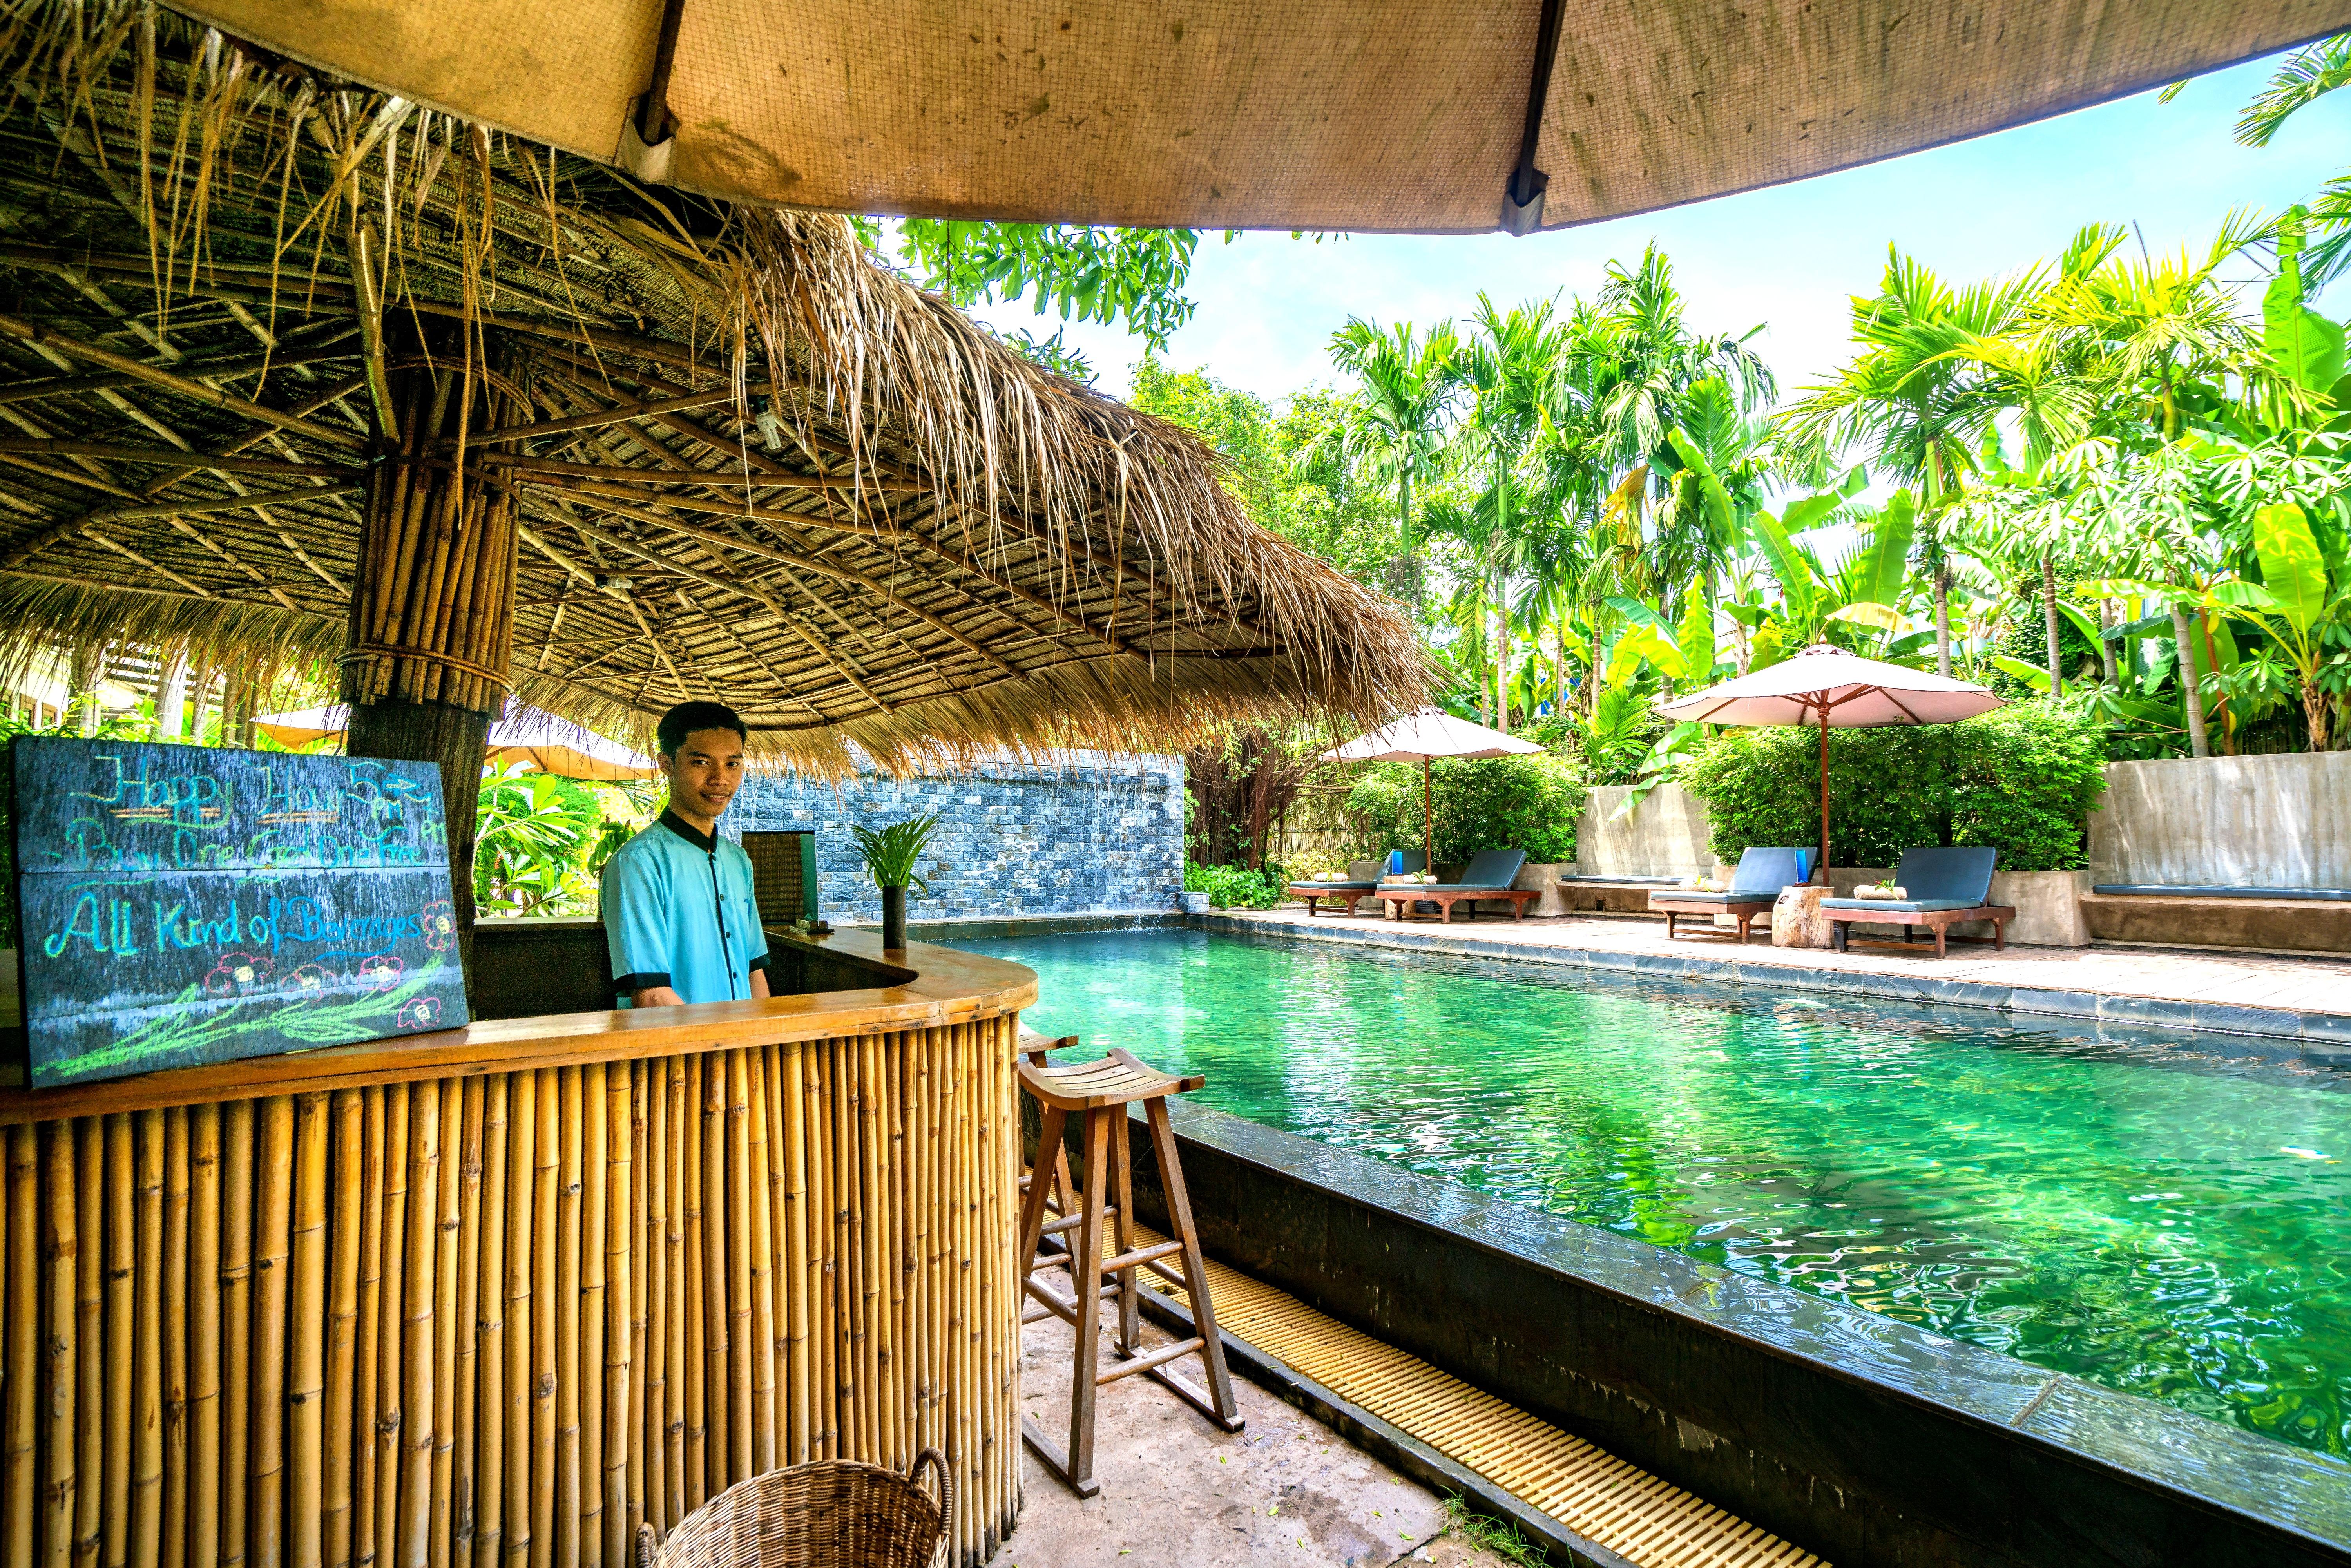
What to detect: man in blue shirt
<box><xmin>600</xmin><ymin>701</ymin><xmax>771</xmax><ymax>1008</ymax></box>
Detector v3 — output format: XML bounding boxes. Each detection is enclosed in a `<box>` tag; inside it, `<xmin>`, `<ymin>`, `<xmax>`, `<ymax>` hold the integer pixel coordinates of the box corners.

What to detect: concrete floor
<box><xmin>1221</xmin><ymin>905</ymin><xmax>2351</xmax><ymax>1021</ymax></box>
<box><xmin>988</xmin><ymin>1310</ymin><xmax>1516</xmax><ymax>1568</ymax></box>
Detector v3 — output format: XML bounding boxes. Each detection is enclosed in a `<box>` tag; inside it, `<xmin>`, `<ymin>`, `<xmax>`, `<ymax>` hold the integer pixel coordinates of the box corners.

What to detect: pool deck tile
<box><xmin>1208</xmin><ymin>907</ymin><xmax>2351</xmax><ymax>1038</ymax></box>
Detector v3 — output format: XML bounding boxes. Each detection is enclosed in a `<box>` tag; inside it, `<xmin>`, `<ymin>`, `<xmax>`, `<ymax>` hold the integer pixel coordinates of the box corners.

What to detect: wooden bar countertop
<box><xmin>0</xmin><ymin>925</ymin><xmax>1038</xmax><ymax>1126</ymax></box>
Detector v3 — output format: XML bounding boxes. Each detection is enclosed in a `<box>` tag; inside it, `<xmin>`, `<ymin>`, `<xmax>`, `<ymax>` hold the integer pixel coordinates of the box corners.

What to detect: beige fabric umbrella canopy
<box><xmin>1657</xmin><ymin>645</ymin><xmax>2002</xmax><ymax>880</ymax></box>
<box><xmin>1323</xmin><ymin>706</ymin><xmax>1541</xmax><ymax>872</ymax></box>
<box><xmin>177</xmin><ymin>0</ymin><xmax>2346</xmax><ymax>234</ymax></box>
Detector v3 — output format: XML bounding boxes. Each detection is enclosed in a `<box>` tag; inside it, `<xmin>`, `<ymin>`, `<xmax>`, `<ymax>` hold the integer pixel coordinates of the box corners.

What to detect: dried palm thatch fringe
<box><xmin>0</xmin><ymin>0</ymin><xmax>1427</xmax><ymax>772</ymax></box>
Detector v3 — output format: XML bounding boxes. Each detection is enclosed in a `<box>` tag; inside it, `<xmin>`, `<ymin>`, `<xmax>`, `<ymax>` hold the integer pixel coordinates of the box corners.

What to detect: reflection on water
<box><xmin>951</xmin><ymin>927</ymin><xmax>2351</xmax><ymax>1458</ymax></box>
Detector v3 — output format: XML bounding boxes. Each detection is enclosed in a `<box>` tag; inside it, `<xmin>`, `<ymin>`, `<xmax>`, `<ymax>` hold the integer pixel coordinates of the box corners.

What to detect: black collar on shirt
<box><xmin>656</xmin><ymin>808</ymin><xmax>718</xmax><ymax>854</ymax></box>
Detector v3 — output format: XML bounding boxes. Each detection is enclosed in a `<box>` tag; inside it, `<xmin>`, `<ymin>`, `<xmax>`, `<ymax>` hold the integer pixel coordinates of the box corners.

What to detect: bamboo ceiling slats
<box><xmin>0</xmin><ymin>2</ymin><xmax>1423</xmax><ymax>775</ymax></box>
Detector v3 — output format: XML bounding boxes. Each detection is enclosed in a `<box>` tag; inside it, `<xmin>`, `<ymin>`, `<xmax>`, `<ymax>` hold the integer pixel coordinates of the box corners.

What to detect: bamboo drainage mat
<box><xmin>1117</xmin><ymin>1220</ymin><xmax>1826</xmax><ymax>1568</ymax></box>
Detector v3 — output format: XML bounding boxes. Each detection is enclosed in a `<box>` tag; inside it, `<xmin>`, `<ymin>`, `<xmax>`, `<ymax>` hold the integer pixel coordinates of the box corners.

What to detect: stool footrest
<box><xmin>1039</xmin><ymin>1210</ymin><xmax>1096</xmax><ymax>1237</ymax></box>
<box><xmin>1095</xmin><ymin>1335</ymin><xmax>1205</xmax><ymax>1385</ymax></box>
<box><xmin>1093</xmin><ymin>1238</ymin><xmax>1185</xmax><ymax>1277</ymax></box>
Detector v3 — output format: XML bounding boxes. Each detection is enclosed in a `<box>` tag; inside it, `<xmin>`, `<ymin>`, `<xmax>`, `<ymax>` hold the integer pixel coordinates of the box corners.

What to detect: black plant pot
<box><xmin>880</xmin><ymin>885</ymin><xmax>907</xmax><ymax>950</ymax></box>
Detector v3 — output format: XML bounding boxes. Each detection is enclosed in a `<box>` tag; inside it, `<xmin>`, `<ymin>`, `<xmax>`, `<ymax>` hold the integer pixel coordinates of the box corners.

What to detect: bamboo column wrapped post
<box><xmin>288</xmin><ymin>1094</ymin><xmax>331</xmax><ymax>1568</ymax></box>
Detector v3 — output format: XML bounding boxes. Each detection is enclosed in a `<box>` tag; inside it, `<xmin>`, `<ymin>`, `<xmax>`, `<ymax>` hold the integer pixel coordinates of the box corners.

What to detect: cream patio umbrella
<box><xmin>251</xmin><ymin>705</ymin><xmax>661</xmax><ymax>781</ymax></box>
<box><xmin>1322</xmin><ymin>707</ymin><xmax>1541</xmax><ymax>875</ymax></box>
<box><xmin>1656</xmin><ymin>645</ymin><xmax>2002</xmax><ymax>882</ymax></box>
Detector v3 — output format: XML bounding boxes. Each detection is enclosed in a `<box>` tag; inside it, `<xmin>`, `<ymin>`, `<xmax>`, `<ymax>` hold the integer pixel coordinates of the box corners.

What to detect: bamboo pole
<box><xmin>252</xmin><ymin>1099</ymin><xmax>296</xmax><ymax>1568</ymax></box>
<box><xmin>352</xmin><ymin>1090</ymin><xmax>385</xmax><ymax>1568</ymax></box>
<box><xmin>858</xmin><ymin>1034</ymin><xmax>887</xmax><ymax>1470</ymax></box>
<box><xmin>373</xmin><ymin>1088</ymin><xmax>411</xmax><ymax>1568</ymax></box>
<box><xmin>162</xmin><ymin>1109</ymin><xmax>190</xmax><ymax>1568</ymax></box>
<box><xmin>531</xmin><ymin>1071</ymin><xmax>559</xmax><ymax>1568</ymax></box>
<box><xmin>188</xmin><ymin>1106</ymin><xmax>222</xmax><ymax>1568</ymax></box>
<box><xmin>600</xmin><ymin>1065</ymin><xmax>633</xmax><ymax>1568</ymax></box>
<box><xmin>502</xmin><ymin>1069</ymin><xmax>534</xmax><ymax>1568</ymax></box>
<box><xmin>832</xmin><ymin>1039</ymin><xmax>857</xmax><ymax>1462</ymax></box>
<box><xmin>400</xmin><ymin>1082</ymin><xmax>442</xmax><ymax>1568</ymax></box>
<box><xmin>579</xmin><ymin>1065</ymin><xmax>607</xmax><ymax>1568</ymax></box>
<box><xmin>780</xmin><ymin>1048</ymin><xmax>810</xmax><ymax>1468</ymax></box>
<box><xmin>744</xmin><ymin>1052</ymin><xmax>777</xmax><ymax>1478</ymax></box>
<box><xmin>3</xmin><ymin>1127</ymin><xmax>33</xmax><ymax>1568</ymax></box>
<box><xmin>288</xmin><ymin>1094</ymin><xmax>331</xmax><ymax>1568</ymax></box>
<box><xmin>720</xmin><ymin>1050</ymin><xmax>752</xmax><ymax>1487</ymax></box>
<box><xmin>679</xmin><ymin>1058</ymin><xmax>704</xmax><ymax>1511</ymax></box>
<box><xmin>42</xmin><ymin>1123</ymin><xmax>79</xmax><ymax>1568</ymax></box>
<box><xmin>554</xmin><ymin>1068</ymin><xmax>582</xmax><ymax>1568</ymax></box>
<box><xmin>650</xmin><ymin>1064</ymin><xmax>677</xmax><ymax>1529</ymax></box>
<box><xmin>623</xmin><ymin>1068</ymin><xmax>647</xmax><ymax>1545</ymax></box>
<box><xmin>475</xmin><ymin>1077</ymin><xmax>508</xmax><ymax>1568</ymax></box>
<box><xmin>101</xmin><ymin>1115</ymin><xmax>132</xmax><ymax>1568</ymax></box>
<box><xmin>71</xmin><ymin>1119</ymin><xmax>100</xmax><ymax>1568</ymax></box>
<box><xmin>433</xmin><ymin>1083</ymin><xmax>464</xmax><ymax>1568</ymax></box>
<box><xmin>325</xmin><ymin>1093</ymin><xmax>363</xmax><ymax>1568</ymax></box>
<box><xmin>453</xmin><ymin>1082</ymin><xmax>486</xmax><ymax>1568</ymax></box>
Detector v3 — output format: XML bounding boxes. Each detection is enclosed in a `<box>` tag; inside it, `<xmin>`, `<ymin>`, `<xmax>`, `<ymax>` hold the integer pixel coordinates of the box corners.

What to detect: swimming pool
<box><xmin>951</xmin><ymin>926</ymin><xmax>2351</xmax><ymax>1458</ymax></box>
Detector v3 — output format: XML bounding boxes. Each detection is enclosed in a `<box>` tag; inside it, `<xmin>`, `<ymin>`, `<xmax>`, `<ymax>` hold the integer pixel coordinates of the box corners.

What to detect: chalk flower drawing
<box><xmin>421</xmin><ymin>900</ymin><xmax>457</xmax><ymax>952</ymax></box>
<box><xmin>398</xmin><ymin>996</ymin><xmax>443</xmax><ymax>1030</ymax></box>
<box><xmin>357</xmin><ymin>953</ymin><xmax>405</xmax><ymax>990</ymax></box>
<box><xmin>284</xmin><ymin>963</ymin><xmax>331</xmax><ymax>995</ymax></box>
<box><xmin>203</xmin><ymin>952</ymin><xmax>273</xmax><ymax>995</ymax></box>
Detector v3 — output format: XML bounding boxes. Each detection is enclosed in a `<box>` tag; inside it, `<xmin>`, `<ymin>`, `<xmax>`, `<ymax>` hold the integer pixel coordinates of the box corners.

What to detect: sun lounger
<box><xmin>1288</xmin><ymin>851</ymin><xmax>1425</xmax><ymax>916</ymax></box>
<box><xmin>1821</xmin><ymin>846</ymin><xmax>2011</xmax><ymax>958</ymax></box>
<box><xmin>1375</xmin><ymin>849</ymin><xmax>1539</xmax><ymax>923</ymax></box>
<box><xmin>1647</xmin><ymin>847</ymin><xmax>1814</xmax><ymax>943</ymax></box>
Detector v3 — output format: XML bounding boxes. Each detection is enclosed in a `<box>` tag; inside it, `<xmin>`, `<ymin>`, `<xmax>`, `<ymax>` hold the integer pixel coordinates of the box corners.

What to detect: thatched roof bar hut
<box><xmin>0</xmin><ymin>2</ymin><xmax>1425</xmax><ymax>927</ymax></box>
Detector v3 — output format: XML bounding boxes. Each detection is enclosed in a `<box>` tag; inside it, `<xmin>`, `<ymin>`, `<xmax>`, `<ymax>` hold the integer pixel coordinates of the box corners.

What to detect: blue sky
<box><xmin>965</xmin><ymin>50</ymin><xmax>2351</xmax><ymax>411</ymax></box>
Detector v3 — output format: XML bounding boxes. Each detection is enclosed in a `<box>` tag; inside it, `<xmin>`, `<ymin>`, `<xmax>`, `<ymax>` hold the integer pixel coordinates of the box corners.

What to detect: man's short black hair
<box><xmin>656</xmin><ymin>701</ymin><xmax>748</xmax><ymax>758</ymax></box>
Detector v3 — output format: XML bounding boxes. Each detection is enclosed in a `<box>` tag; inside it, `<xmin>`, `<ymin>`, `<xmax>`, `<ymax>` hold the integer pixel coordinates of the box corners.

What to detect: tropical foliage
<box><xmin>1134</xmin><ymin>47</ymin><xmax>2351</xmax><ymax>836</ymax></box>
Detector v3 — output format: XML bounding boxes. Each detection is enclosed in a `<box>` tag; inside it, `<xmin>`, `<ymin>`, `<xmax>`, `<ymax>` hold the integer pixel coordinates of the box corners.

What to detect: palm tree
<box><xmin>1314</xmin><ymin>318</ymin><xmax>1465</xmax><ymax>612</ymax></box>
<box><xmin>1442</xmin><ymin>296</ymin><xmax>1564</xmax><ymax>729</ymax></box>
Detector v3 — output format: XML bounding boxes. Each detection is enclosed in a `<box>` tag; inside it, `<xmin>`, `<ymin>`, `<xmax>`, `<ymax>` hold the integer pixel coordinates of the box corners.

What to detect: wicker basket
<box><xmin>636</xmin><ymin>1450</ymin><xmax>951</xmax><ymax>1568</ymax></box>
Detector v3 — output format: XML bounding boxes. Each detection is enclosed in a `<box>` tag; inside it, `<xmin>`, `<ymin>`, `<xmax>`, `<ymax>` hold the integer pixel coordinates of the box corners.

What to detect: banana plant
<box><xmin>2216</xmin><ymin>500</ymin><xmax>2351</xmax><ymax>748</ymax></box>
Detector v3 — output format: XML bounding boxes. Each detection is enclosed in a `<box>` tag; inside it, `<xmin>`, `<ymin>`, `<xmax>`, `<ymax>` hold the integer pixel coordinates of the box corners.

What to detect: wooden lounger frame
<box><xmin>1373</xmin><ymin>885</ymin><xmax>1543</xmax><ymax>923</ymax></box>
<box><xmin>1648</xmin><ymin>893</ymin><xmax>1779</xmax><ymax>944</ymax></box>
<box><xmin>1826</xmin><ymin>904</ymin><xmax>2016</xmax><ymax>958</ymax></box>
<box><xmin>1286</xmin><ymin>885</ymin><xmax>1377</xmax><ymax>917</ymax></box>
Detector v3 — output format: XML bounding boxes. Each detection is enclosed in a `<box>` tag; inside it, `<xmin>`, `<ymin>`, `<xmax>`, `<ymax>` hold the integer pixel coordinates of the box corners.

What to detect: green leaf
<box><xmin>1608</xmin><ymin>622</ymin><xmax>1686</xmax><ymax>683</ymax></box>
<box><xmin>1748</xmin><ymin>622</ymin><xmax>1786</xmax><ymax>671</ymax></box>
<box><xmin>1991</xmin><ymin>654</ymin><xmax>2052</xmax><ymax>693</ymax></box>
<box><xmin>1677</xmin><ymin>579</ymin><xmax>1716</xmax><ymax>683</ymax></box>
<box><xmin>1827</xmin><ymin>600</ymin><xmax>1903</xmax><ymax>632</ymax></box>
<box><xmin>2056</xmin><ymin>600</ymin><xmax>2106</xmax><ymax>648</ymax></box>
<box><xmin>2252</xmin><ymin>501</ymin><xmax>2329</xmax><ymax>634</ymax></box>
<box><xmin>1748</xmin><ymin>505</ymin><xmax>1820</xmax><ymax>625</ymax></box>
<box><xmin>1856</xmin><ymin>489</ymin><xmax>1916</xmax><ymax>609</ymax></box>
<box><xmin>2262</xmin><ymin>255</ymin><xmax>2347</xmax><ymax>393</ymax></box>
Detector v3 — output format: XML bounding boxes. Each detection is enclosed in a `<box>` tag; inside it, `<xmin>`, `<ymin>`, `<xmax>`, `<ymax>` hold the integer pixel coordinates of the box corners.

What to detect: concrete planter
<box><xmin>1515</xmin><ymin>862</ymin><xmax>1573</xmax><ymax>915</ymax></box>
<box><xmin>1826</xmin><ymin>865</ymin><xmax>2088</xmax><ymax>947</ymax></box>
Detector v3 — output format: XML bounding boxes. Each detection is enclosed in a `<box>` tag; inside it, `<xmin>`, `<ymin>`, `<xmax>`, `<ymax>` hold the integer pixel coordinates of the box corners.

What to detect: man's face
<box><xmin>662</xmin><ymin>727</ymin><xmax>746</xmax><ymax>822</ymax></box>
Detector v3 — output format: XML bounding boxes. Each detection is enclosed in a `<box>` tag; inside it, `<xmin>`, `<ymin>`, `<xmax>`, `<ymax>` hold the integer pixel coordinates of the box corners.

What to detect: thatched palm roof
<box><xmin>0</xmin><ymin>3</ymin><xmax>1424</xmax><ymax>773</ymax></box>
<box><xmin>158</xmin><ymin>0</ymin><xmax>2338</xmax><ymax>234</ymax></box>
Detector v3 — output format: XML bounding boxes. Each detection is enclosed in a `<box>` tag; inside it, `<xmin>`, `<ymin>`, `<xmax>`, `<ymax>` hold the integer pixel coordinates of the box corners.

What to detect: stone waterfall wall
<box><xmin>1572</xmin><ymin>783</ymin><xmax>1721</xmax><ymax>877</ymax></box>
<box><xmin>2089</xmin><ymin>752</ymin><xmax>2351</xmax><ymax>887</ymax></box>
<box><xmin>726</xmin><ymin>750</ymin><xmax>1185</xmax><ymax>920</ymax></box>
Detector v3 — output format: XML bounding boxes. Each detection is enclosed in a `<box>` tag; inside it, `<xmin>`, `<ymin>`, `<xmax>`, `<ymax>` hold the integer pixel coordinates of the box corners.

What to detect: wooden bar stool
<box><xmin>1014</xmin><ymin>1048</ymin><xmax>1244</xmax><ymax>1497</ymax></box>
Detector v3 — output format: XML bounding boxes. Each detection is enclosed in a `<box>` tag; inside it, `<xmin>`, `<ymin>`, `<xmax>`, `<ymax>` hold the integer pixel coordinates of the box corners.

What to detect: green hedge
<box><xmin>1344</xmin><ymin>752</ymin><xmax>1582</xmax><ymax>865</ymax></box>
<box><xmin>1677</xmin><ymin>701</ymin><xmax>2106</xmax><ymax>871</ymax></box>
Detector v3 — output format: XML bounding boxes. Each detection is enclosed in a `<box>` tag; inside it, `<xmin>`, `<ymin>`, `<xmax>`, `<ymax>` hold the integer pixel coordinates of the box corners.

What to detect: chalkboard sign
<box><xmin>9</xmin><ymin>737</ymin><xmax>471</xmax><ymax>1087</ymax></box>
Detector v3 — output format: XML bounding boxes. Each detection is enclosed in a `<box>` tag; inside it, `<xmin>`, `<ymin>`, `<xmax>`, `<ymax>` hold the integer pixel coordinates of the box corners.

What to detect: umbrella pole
<box><xmin>1424</xmin><ymin>757</ymin><xmax>1434</xmax><ymax>873</ymax></box>
<box><xmin>1817</xmin><ymin>701</ymin><xmax>1830</xmax><ymax>885</ymax></box>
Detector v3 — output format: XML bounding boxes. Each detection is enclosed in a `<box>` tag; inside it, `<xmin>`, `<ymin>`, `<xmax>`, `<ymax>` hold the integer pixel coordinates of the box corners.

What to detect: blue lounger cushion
<box><xmin>1820</xmin><ymin>898</ymin><xmax>1986</xmax><ymax>914</ymax></box>
<box><xmin>1442</xmin><ymin>848</ymin><xmax>1529</xmax><ymax>890</ymax></box>
<box><xmin>1884</xmin><ymin>845</ymin><xmax>1998</xmax><ymax>905</ymax></box>
<box><xmin>1384</xmin><ymin>850</ymin><xmax>1431</xmax><ymax>877</ymax></box>
<box><xmin>1297</xmin><ymin>881</ymin><xmax>1377</xmax><ymax>891</ymax></box>
<box><xmin>1728</xmin><ymin>846</ymin><xmax>1814</xmax><ymax>894</ymax></box>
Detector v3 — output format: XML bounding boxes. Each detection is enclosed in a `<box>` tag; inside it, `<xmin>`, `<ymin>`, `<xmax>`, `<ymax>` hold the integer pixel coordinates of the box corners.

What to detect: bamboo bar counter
<box><xmin>0</xmin><ymin>927</ymin><xmax>1034</xmax><ymax>1568</ymax></box>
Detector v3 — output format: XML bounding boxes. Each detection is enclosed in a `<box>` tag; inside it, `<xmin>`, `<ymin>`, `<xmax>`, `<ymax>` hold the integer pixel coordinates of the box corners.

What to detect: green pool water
<box><xmin>951</xmin><ymin>926</ymin><xmax>2351</xmax><ymax>1458</ymax></box>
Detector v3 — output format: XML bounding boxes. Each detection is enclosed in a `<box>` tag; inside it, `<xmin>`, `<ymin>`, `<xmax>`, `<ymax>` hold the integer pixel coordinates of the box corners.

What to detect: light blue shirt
<box><xmin>600</xmin><ymin>811</ymin><xmax>770</xmax><ymax>1006</ymax></box>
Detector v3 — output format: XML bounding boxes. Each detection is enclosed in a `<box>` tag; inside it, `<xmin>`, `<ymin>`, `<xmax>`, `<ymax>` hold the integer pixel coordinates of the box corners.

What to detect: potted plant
<box><xmin>851</xmin><ymin>814</ymin><xmax>940</xmax><ymax>950</ymax></box>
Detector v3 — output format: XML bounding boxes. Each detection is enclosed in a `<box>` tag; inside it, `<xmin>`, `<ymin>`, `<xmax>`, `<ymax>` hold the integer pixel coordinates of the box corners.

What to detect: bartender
<box><xmin>601</xmin><ymin>701</ymin><xmax>771</xmax><ymax>1007</ymax></box>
